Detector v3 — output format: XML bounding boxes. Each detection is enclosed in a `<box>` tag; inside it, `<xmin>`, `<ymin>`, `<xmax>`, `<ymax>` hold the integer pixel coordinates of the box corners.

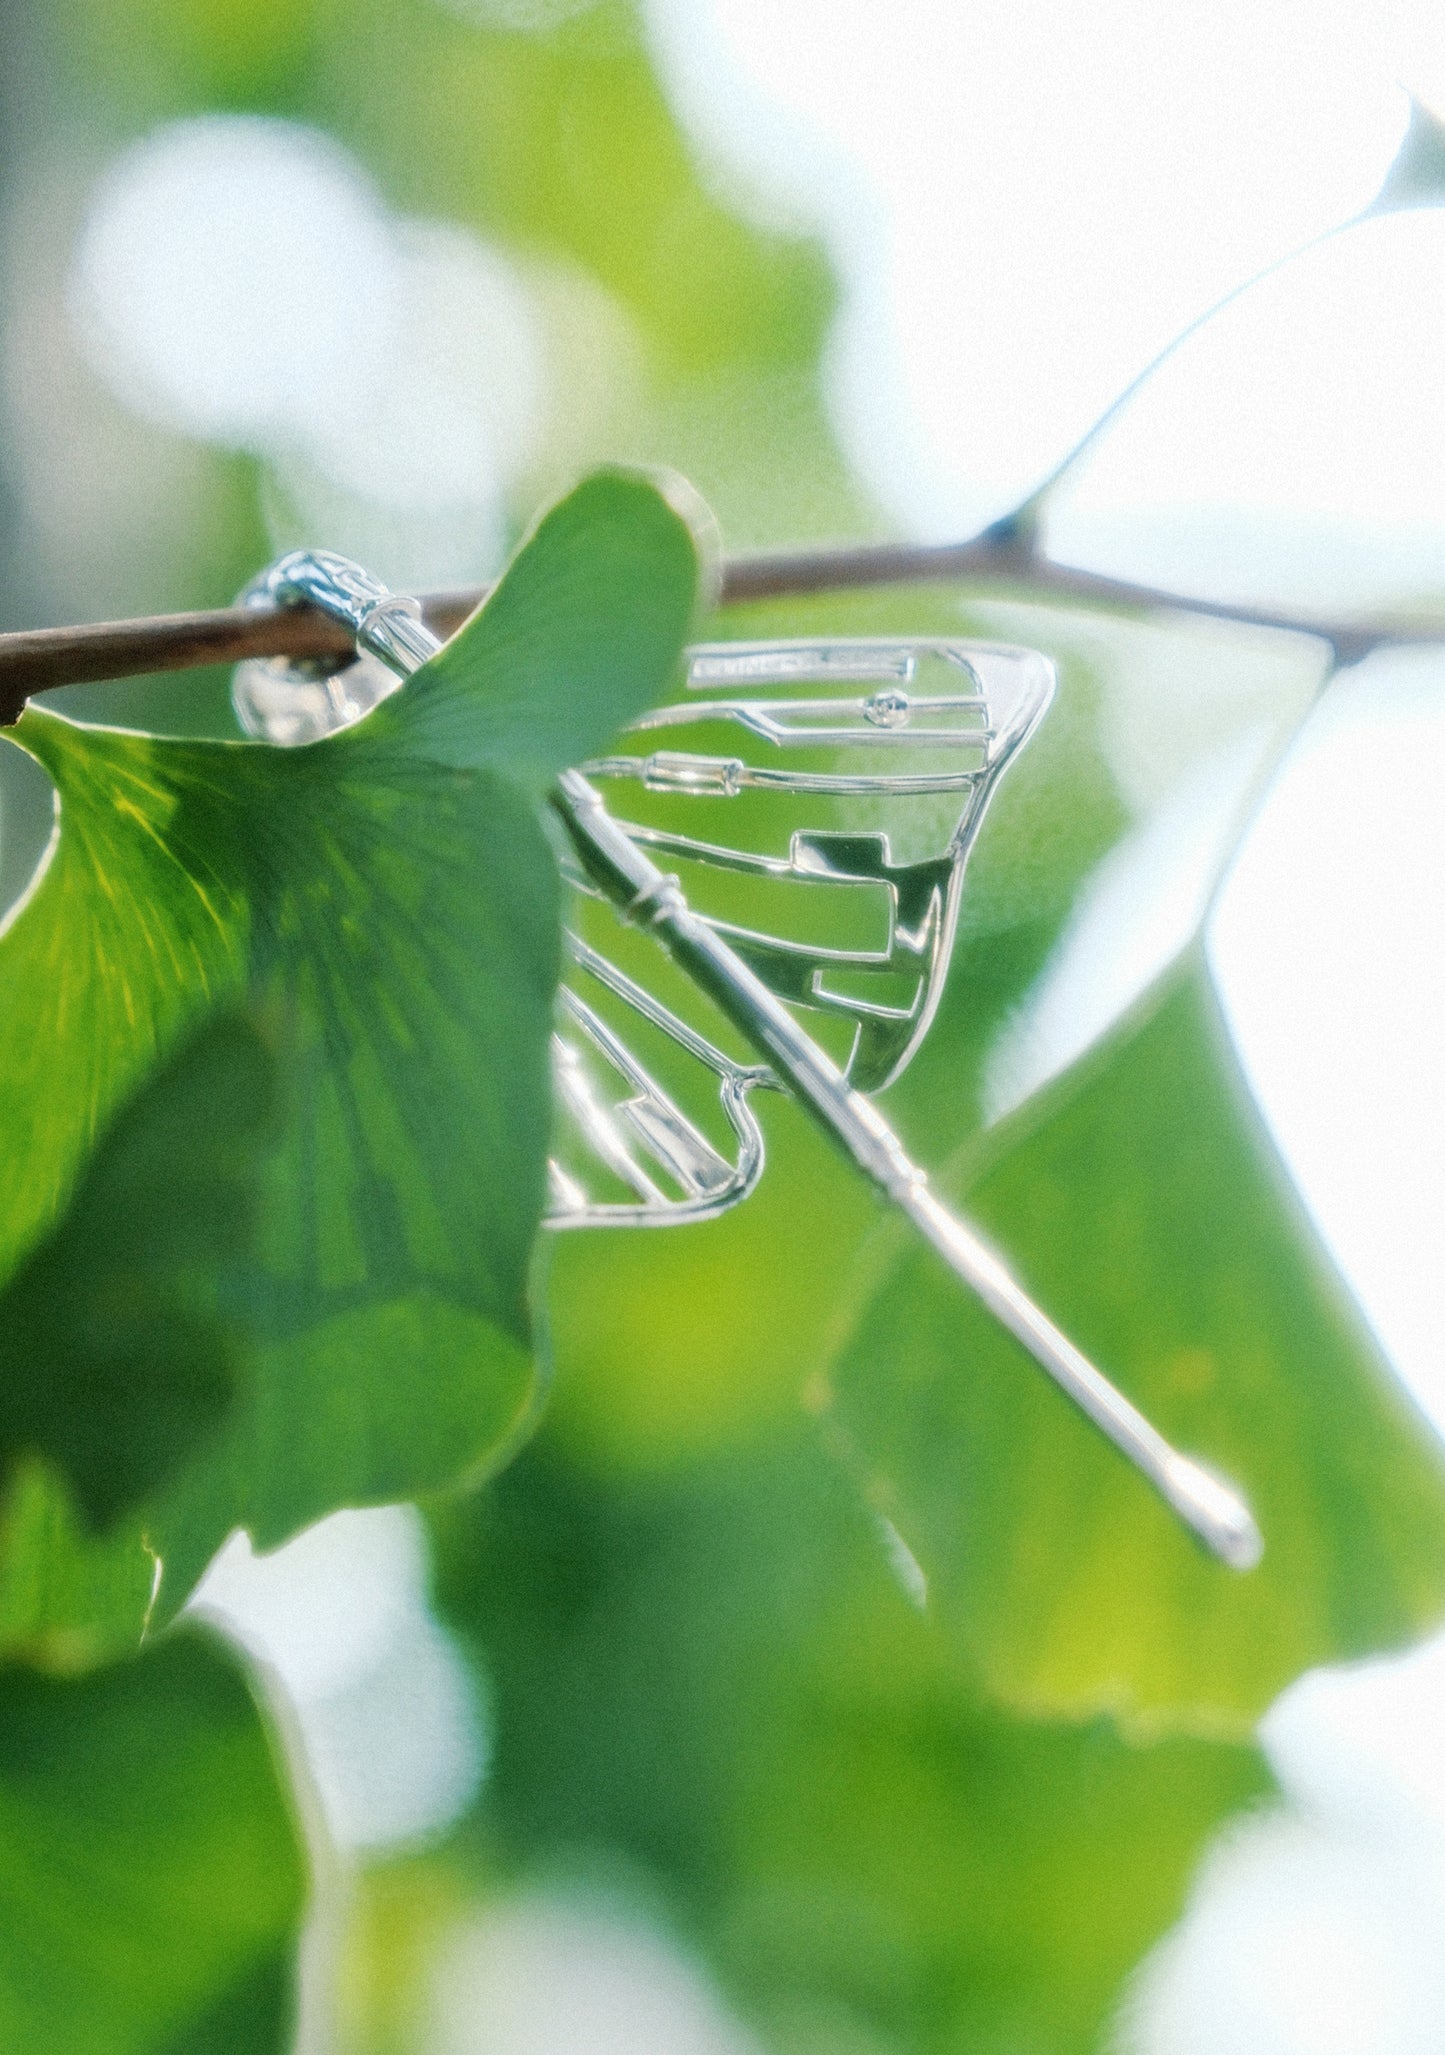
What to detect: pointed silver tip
<box><xmin>1162</xmin><ymin>1454</ymin><xmax>1264</xmax><ymax>1572</ymax></box>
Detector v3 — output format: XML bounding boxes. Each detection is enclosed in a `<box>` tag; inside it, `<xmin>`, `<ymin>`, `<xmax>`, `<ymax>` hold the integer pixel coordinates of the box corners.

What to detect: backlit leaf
<box><xmin>826</xmin><ymin>954</ymin><xmax>1445</xmax><ymax>1728</ymax></box>
<box><xmin>0</xmin><ymin>471</ymin><xmax>701</xmax><ymax>1637</ymax></box>
<box><xmin>371</xmin><ymin>469</ymin><xmax>704</xmax><ymax>796</ymax></box>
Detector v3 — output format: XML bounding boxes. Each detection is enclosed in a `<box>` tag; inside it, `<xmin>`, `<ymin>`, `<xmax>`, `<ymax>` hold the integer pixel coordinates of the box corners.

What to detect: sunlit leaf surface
<box><xmin>827</xmin><ymin>953</ymin><xmax>1445</xmax><ymax>1729</ymax></box>
<box><xmin>365</xmin><ymin>470</ymin><xmax>704</xmax><ymax>794</ymax></box>
<box><xmin>0</xmin><ymin>1627</ymin><xmax>304</xmax><ymax>2055</ymax></box>
<box><xmin>1041</xmin><ymin>201</ymin><xmax>1445</xmax><ymax>617</ymax></box>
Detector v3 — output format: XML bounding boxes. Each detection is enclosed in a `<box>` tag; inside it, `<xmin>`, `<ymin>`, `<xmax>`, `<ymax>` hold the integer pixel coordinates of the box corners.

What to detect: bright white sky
<box><xmin>644</xmin><ymin>0</ymin><xmax>1445</xmax><ymax>558</ymax></box>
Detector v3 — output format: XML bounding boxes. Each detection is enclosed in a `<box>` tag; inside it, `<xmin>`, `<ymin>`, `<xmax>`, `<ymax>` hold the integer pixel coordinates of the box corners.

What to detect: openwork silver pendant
<box><xmin>235</xmin><ymin>551</ymin><xmax>1262</xmax><ymax>1571</ymax></box>
<box><xmin>546</xmin><ymin>635</ymin><xmax>1046</xmax><ymax>1228</ymax></box>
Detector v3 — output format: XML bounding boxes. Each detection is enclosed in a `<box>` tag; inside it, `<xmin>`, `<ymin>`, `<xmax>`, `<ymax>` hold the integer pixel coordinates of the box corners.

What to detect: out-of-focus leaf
<box><xmin>66</xmin><ymin>0</ymin><xmax>321</xmax><ymax>110</ymax></box>
<box><xmin>1039</xmin><ymin>200</ymin><xmax>1445</xmax><ymax>617</ymax></box>
<box><xmin>57</xmin><ymin>0</ymin><xmax>861</xmax><ymax>556</ymax></box>
<box><xmin>337</xmin><ymin>0</ymin><xmax>831</xmax><ymax>383</ymax></box>
<box><xmin>1367</xmin><ymin>96</ymin><xmax>1445</xmax><ymax>216</ymax></box>
<box><xmin>826</xmin><ymin>953</ymin><xmax>1445</xmax><ymax>1730</ymax></box>
<box><xmin>160</xmin><ymin>1954</ymin><xmax>297</xmax><ymax>2055</ymax></box>
<box><xmin>0</xmin><ymin>471</ymin><xmax>701</xmax><ymax>1637</ymax></box>
<box><xmin>63</xmin><ymin>0</ymin><xmax>833</xmax><ymax>382</ymax></box>
<box><xmin>0</xmin><ymin>1625</ymin><xmax>305</xmax><ymax>2055</ymax></box>
<box><xmin>430</xmin><ymin>1429</ymin><xmax>1270</xmax><ymax>2055</ymax></box>
<box><xmin>999</xmin><ymin>95</ymin><xmax>1445</xmax><ymax>549</ymax></box>
<box><xmin>0</xmin><ymin>1465</ymin><xmax>160</xmax><ymax>1667</ymax></box>
<box><xmin>0</xmin><ymin>1012</ymin><xmax>277</xmax><ymax>1530</ymax></box>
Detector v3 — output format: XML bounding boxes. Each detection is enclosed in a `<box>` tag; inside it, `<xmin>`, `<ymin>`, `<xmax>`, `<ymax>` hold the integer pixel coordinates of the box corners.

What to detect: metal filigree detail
<box><xmin>577</xmin><ymin>639</ymin><xmax>1051</xmax><ymax>1096</ymax></box>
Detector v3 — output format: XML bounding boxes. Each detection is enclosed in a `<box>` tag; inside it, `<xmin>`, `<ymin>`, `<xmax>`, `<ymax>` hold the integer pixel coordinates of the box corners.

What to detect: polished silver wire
<box><xmin>234</xmin><ymin>549</ymin><xmax>1263</xmax><ymax>1572</ymax></box>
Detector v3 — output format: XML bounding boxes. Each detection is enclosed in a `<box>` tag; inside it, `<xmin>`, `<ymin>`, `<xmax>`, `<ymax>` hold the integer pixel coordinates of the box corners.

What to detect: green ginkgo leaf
<box><xmin>369</xmin><ymin>469</ymin><xmax>706</xmax><ymax>796</ymax></box>
<box><xmin>0</xmin><ymin>469</ymin><xmax>702</xmax><ymax>1639</ymax></box>
<box><xmin>0</xmin><ymin>1626</ymin><xmax>305</xmax><ymax>2055</ymax></box>
<box><xmin>826</xmin><ymin>953</ymin><xmax>1445</xmax><ymax>1729</ymax></box>
<box><xmin>0</xmin><ymin>1010</ymin><xmax>278</xmax><ymax>1530</ymax></box>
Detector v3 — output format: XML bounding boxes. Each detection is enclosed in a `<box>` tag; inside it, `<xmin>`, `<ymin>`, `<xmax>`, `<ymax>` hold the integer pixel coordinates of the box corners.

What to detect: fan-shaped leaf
<box><xmin>0</xmin><ymin>470</ymin><xmax>701</xmax><ymax>1639</ymax></box>
<box><xmin>825</xmin><ymin>954</ymin><xmax>1445</xmax><ymax>1728</ymax></box>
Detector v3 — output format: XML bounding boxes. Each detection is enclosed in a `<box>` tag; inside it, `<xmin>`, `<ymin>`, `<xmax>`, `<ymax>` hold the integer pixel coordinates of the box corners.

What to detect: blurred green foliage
<box><xmin>830</xmin><ymin>953</ymin><xmax>1445</xmax><ymax>1728</ymax></box>
<box><xmin>0</xmin><ymin>1627</ymin><xmax>304</xmax><ymax>2054</ymax></box>
<box><xmin>11</xmin><ymin>0</ymin><xmax>861</xmax><ymax>653</ymax></box>
<box><xmin>425</xmin><ymin>1424</ymin><xmax>1271</xmax><ymax>2055</ymax></box>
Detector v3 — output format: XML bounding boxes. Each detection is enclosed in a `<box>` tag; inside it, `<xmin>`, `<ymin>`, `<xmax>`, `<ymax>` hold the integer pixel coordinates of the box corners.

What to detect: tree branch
<box><xmin>1</xmin><ymin>533</ymin><xmax>1440</xmax><ymax>728</ymax></box>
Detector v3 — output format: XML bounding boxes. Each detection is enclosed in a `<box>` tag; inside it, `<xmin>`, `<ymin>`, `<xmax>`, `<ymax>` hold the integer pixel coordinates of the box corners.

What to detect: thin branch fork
<box><xmin>1</xmin><ymin>531</ymin><xmax>1442</xmax><ymax>727</ymax></box>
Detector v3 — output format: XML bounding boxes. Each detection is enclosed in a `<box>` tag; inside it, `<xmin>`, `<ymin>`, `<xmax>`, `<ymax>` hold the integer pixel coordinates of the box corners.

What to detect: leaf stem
<box><xmin>0</xmin><ymin>530</ymin><xmax>1438</xmax><ymax>729</ymax></box>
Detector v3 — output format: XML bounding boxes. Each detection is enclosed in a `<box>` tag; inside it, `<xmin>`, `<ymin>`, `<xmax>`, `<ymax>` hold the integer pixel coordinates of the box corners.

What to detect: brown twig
<box><xmin>1</xmin><ymin>534</ymin><xmax>1439</xmax><ymax>727</ymax></box>
<box><xmin>718</xmin><ymin>536</ymin><xmax>1430</xmax><ymax>665</ymax></box>
<box><xmin>0</xmin><ymin>592</ymin><xmax>483</xmax><ymax>723</ymax></box>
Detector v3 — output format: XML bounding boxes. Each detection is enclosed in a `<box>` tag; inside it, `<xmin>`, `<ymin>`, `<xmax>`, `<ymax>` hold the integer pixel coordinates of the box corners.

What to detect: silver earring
<box><xmin>235</xmin><ymin>550</ymin><xmax>1262</xmax><ymax>1571</ymax></box>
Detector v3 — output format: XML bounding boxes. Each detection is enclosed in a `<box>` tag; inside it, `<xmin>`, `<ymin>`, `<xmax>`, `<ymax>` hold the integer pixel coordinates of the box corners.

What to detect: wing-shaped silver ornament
<box><xmin>235</xmin><ymin>550</ymin><xmax>1262</xmax><ymax>1572</ymax></box>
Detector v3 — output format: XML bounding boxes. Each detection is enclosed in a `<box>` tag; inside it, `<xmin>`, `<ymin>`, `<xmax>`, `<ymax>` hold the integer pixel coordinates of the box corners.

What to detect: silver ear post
<box><xmin>235</xmin><ymin>549</ymin><xmax>1262</xmax><ymax>1572</ymax></box>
